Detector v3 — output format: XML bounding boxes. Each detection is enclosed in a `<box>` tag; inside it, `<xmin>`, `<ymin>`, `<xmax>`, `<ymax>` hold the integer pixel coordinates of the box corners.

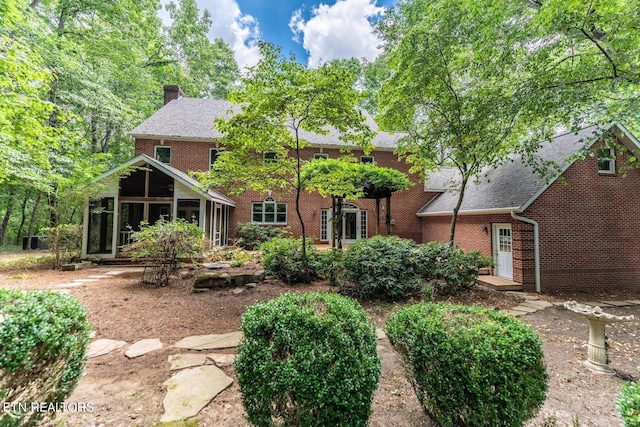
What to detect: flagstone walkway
<box><xmin>65</xmin><ymin>268</ymin><xmax>640</xmax><ymax>423</ymax></box>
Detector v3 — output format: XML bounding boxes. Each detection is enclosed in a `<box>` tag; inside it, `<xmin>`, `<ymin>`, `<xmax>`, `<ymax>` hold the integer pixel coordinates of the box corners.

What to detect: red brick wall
<box><xmin>420</xmin><ymin>141</ymin><xmax>640</xmax><ymax>294</ymax></box>
<box><xmin>524</xmin><ymin>142</ymin><xmax>640</xmax><ymax>293</ymax></box>
<box><xmin>135</xmin><ymin>139</ymin><xmax>428</xmax><ymax>243</ymax></box>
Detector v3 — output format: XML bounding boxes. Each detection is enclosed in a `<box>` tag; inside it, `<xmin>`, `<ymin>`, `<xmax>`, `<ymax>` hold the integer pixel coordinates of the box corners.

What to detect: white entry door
<box><xmin>493</xmin><ymin>224</ymin><xmax>513</xmax><ymax>280</ymax></box>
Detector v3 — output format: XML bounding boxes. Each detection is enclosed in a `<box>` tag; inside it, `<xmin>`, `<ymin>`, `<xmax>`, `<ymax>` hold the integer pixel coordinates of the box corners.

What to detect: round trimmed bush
<box><xmin>384</xmin><ymin>303</ymin><xmax>548</xmax><ymax>427</ymax></box>
<box><xmin>0</xmin><ymin>289</ymin><xmax>92</xmax><ymax>426</ymax></box>
<box><xmin>234</xmin><ymin>292</ymin><xmax>381</xmax><ymax>427</ymax></box>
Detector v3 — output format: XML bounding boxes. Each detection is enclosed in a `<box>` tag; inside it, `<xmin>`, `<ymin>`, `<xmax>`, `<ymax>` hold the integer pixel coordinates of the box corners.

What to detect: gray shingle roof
<box><xmin>130</xmin><ymin>97</ymin><xmax>404</xmax><ymax>149</ymax></box>
<box><xmin>417</xmin><ymin>125</ymin><xmax>604</xmax><ymax>215</ymax></box>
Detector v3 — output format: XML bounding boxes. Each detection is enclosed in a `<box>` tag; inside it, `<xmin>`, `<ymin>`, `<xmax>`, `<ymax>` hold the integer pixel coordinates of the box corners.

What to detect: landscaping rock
<box><xmin>230</xmin><ymin>288</ymin><xmax>245</xmax><ymax>295</ymax></box>
<box><xmin>208</xmin><ymin>353</ymin><xmax>236</xmax><ymax>367</ymax></box>
<box><xmin>87</xmin><ymin>339</ymin><xmax>126</xmax><ymax>358</ymax></box>
<box><xmin>161</xmin><ymin>365</ymin><xmax>233</xmax><ymax>422</ymax></box>
<box><xmin>168</xmin><ymin>354</ymin><xmax>209</xmax><ymax>371</ymax></box>
<box><xmin>173</xmin><ymin>331</ymin><xmax>243</xmax><ymax>350</ymax></box>
<box><xmin>202</xmin><ymin>262</ymin><xmax>231</xmax><ymax>270</ymax></box>
<box><xmin>230</xmin><ymin>273</ymin><xmax>255</xmax><ymax>287</ymax></box>
<box><xmin>245</xmin><ymin>282</ymin><xmax>257</xmax><ymax>289</ymax></box>
<box><xmin>194</xmin><ymin>272</ymin><xmax>231</xmax><ymax>289</ymax></box>
<box><xmin>125</xmin><ymin>338</ymin><xmax>163</xmax><ymax>358</ymax></box>
<box><xmin>253</xmin><ymin>269</ymin><xmax>266</xmax><ymax>281</ymax></box>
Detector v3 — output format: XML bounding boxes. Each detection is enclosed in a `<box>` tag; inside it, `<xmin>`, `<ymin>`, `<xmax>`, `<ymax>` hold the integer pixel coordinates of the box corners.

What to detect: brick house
<box><xmin>80</xmin><ymin>86</ymin><xmax>426</xmax><ymax>259</ymax></box>
<box><xmin>80</xmin><ymin>86</ymin><xmax>640</xmax><ymax>294</ymax></box>
<box><xmin>418</xmin><ymin>124</ymin><xmax>640</xmax><ymax>293</ymax></box>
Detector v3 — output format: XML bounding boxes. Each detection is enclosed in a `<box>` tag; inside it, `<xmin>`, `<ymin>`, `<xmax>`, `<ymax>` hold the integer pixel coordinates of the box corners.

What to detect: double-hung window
<box><xmin>597</xmin><ymin>147</ymin><xmax>615</xmax><ymax>174</ymax></box>
<box><xmin>252</xmin><ymin>196</ymin><xmax>287</xmax><ymax>224</ymax></box>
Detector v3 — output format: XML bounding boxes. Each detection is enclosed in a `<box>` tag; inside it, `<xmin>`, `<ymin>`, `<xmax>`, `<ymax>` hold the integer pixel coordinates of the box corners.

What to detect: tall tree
<box><xmin>199</xmin><ymin>42</ymin><xmax>374</xmax><ymax>281</ymax></box>
<box><xmin>525</xmin><ymin>0</ymin><xmax>640</xmax><ymax>130</ymax></box>
<box><xmin>375</xmin><ymin>0</ymin><xmax>539</xmax><ymax>243</ymax></box>
<box><xmin>166</xmin><ymin>0</ymin><xmax>239</xmax><ymax>99</ymax></box>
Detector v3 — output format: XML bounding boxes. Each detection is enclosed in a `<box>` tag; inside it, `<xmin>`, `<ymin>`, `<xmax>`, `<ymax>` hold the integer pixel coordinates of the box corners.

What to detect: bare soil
<box><xmin>1</xmin><ymin>255</ymin><xmax>639</xmax><ymax>427</ymax></box>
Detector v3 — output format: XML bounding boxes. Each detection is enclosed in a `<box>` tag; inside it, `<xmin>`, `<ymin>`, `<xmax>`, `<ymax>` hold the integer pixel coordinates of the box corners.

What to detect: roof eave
<box><xmin>417</xmin><ymin>207</ymin><xmax>521</xmax><ymax>217</ymax></box>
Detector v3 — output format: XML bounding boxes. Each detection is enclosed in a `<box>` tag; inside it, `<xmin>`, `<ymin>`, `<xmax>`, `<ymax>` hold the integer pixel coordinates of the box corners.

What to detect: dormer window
<box><xmin>155</xmin><ymin>146</ymin><xmax>171</xmax><ymax>164</ymax></box>
<box><xmin>597</xmin><ymin>147</ymin><xmax>615</xmax><ymax>174</ymax></box>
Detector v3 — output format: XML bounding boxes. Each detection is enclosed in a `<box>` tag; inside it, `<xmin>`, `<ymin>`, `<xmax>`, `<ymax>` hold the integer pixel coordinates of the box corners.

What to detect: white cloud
<box><xmin>198</xmin><ymin>0</ymin><xmax>262</xmax><ymax>71</ymax></box>
<box><xmin>161</xmin><ymin>0</ymin><xmax>262</xmax><ymax>71</ymax></box>
<box><xmin>289</xmin><ymin>0</ymin><xmax>384</xmax><ymax>68</ymax></box>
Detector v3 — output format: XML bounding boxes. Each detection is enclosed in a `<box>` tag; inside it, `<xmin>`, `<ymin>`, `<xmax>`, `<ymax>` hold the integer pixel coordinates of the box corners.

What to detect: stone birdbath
<box><xmin>564</xmin><ymin>301</ymin><xmax>635</xmax><ymax>375</ymax></box>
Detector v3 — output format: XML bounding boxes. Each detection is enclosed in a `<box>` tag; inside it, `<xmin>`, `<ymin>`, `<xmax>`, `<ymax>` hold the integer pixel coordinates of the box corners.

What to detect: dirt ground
<box><xmin>1</xmin><ymin>256</ymin><xmax>639</xmax><ymax>427</ymax></box>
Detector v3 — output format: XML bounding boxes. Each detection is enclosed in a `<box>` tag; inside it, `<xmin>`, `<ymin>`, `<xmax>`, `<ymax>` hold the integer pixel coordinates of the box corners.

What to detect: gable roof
<box><xmin>417</xmin><ymin>124</ymin><xmax>640</xmax><ymax>216</ymax></box>
<box><xmin>96</xmin><ymin>154</ymin><xmax>235</xmax><ymax>206</ymax></box>
<box><xmin>130</xmin><ymin>97</ymin><xmax>404</xmax><ymax>151</ymax></box>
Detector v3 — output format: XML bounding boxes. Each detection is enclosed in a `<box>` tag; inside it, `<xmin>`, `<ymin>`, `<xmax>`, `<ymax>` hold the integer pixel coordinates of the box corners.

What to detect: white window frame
<box><xmin>597</xmin><ymin>147</ymin><xmax>615</xmax><ymax>174</ymax></box>
<box><xmin>154</xmin><ymin>146</ymin><xmax>171</xmax><ymax>164</ymax></box>
<box><xmin>314</xmin><ymin>153</ymin><xmax>329</xmax><ymax>160</ymax></box>
<box><xmin>360</xmin><ymin>155</ymin><xmax>374</xmax><ymax>164</ymax></box>
<box><xmin>252</xmin><ymin>196</ymin><xmax>287</xmax><ymax>224</ymax></box>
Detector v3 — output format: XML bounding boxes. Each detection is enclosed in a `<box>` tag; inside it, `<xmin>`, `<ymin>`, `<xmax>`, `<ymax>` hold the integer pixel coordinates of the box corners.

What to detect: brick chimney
<box><xmin>163</xmin><ymin>85</ymin><xmax>185</xmax><ymax>105</ymax></box>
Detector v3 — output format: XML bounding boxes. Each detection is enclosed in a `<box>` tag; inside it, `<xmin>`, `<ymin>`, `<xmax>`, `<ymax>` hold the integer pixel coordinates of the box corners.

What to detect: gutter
<box><xmin>510</xmin><ymin>211</ymin><xmax>541</xmax><ymax>293</ymax></box>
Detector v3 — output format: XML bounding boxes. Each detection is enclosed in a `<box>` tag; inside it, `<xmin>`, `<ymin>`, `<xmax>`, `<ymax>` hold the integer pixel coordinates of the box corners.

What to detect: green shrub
<box><xmin>415</xmin><ymin>242</ymin><xmax>492</xmax><ymax>295</ymax></box>
<box><xmin>123</xmin><ymin>218</ymin><xmax>204</xmax><ymax>286</ymax></box>
<box><xmin>234</xmin><ymin>222</ymin><xmax>291</xmax><ymax>250</ymax></box>
<box><xmin>234</xmin><ymin>292</ymin><xmax>381</xmax><ymax>427</ymax></box>
<box><xmin>384</xmin><ymin>303</ymin><xmax>547</xmax><ymax>427</ymax></box>
<box><xmin>618</xmin><ymin>370</ymin><xmax>640</xmax><ymax>427</ymax></box>
<box><xmin>0</xmin><ymin>289</ymin><xmax>91</xmax><ymax>426</ymax></box>
<box><xmin>337</xmin><ymin>235</ymin><xmax>424</xmax><ymax>299</ymax></box>
<box><xmin>260</xmin><ymin>237</ymin><xmax>320</xmax><ymax>284</ymax></box>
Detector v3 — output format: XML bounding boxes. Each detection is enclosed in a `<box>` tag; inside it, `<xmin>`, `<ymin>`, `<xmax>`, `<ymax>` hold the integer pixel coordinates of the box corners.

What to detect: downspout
<box><xmin>510</xmin><ymin>211</ymin><xmax>540</xmax><ymax>293</ymax></box>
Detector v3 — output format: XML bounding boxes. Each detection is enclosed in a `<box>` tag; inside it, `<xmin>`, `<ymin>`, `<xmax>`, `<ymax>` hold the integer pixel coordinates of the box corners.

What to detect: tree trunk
<box><xmin>294</xmin><ymin>140</ymin><xmax>310</xmax><ymax>283</ymax></box>
<box><xmin>385</xmin><ymin>196</ymin><xmax>391</xmax><ymax>235</ymax></box>
<box><xmin>448</xmin><ymin>175</ymin><xmax>469</xmax><ymax>246</ymax></box>
<box><xmin>336</xmin><ymin>196</ymin><xmax>343</xmax><ymax>249</ymax></box>
<box><xmin>15</xmin><ymin>193</ymin><xmax>30</xmax><ymax>246</ymax></box>
<box><xmin>375</xmin><ymin>198</ymin><xmax>380</xmax><ymax>235</ymax></box>
<box><xmin>26</xmin><ymin>192</ymin><xmax>42</xmax><ymax>251</ymax></box>
<box><xmin>331</xmin><ymin>196</ymin><xmax>336</xmax><ymax>248</ymax></box>
<box><xmin>0</xmin><ymin>188</ymin><xmax>15</xmax><ymax>245</ymax></box>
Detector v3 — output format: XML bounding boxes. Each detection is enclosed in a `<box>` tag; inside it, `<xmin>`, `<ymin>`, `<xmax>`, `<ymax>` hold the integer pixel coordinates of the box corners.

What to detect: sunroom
<box><xmin>81</xmin><ymin>154</ymin><xmax>235</xmax><ymax>259</ymax></box>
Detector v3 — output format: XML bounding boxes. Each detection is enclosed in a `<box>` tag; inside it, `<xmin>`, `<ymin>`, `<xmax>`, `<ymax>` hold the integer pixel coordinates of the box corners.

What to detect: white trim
<box><xmin>93</xmin><ymin>154</ymin><xmax>235</xmax><ymax>207</ymax></box>
<box><xmin>597</xmin><ymin>147</ymin><xmax>616</xmax><ymax>174</ymax></box>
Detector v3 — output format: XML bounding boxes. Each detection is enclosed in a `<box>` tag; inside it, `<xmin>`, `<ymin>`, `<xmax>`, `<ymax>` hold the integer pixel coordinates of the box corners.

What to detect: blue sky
<box><xmin>160</xmin><ymin>0</ymin><xmax>397</xmax><ymax>71</ymax></box>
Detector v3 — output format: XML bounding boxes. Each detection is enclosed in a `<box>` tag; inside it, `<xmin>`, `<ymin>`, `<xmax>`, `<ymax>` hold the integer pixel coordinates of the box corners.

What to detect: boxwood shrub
<box><xmin>384</xmin><ymin>303</ymin><xmax>548</xmax><ymax>427</ymax></box>
<box><xmin>0</xmin><ymin>289</ymin><xmax>92</xmax><ymax>426</ymax></box>
<box><xmin>617</xmin><ymin>369</ymin><xmax>640</xmax><ymax>427</ymax></box>
<box><xmin>234</xmin><ymin>292</ymin><xmax>381</xmax><ymax>427</ymax></box>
